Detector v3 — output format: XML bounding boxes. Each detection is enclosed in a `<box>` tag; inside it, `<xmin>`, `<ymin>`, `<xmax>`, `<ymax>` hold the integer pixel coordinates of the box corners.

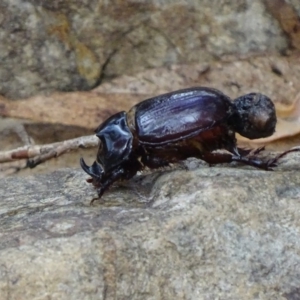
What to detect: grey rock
<box><xmin>1</xmin><ymin>153</ymin><xmax>300</xmax><ymax>299</ymax></box>
<box><xmin>0</xmin><ymin>0</ymin><xmax>289</xmax><ymax>99</ymax></box>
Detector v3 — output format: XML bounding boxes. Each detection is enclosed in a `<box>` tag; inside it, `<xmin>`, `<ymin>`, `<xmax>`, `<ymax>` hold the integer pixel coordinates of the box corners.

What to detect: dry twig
<box><xmin>0</xmin><ymin>135</ymin><xmax>98</xmax><ymax>168</ymax></box>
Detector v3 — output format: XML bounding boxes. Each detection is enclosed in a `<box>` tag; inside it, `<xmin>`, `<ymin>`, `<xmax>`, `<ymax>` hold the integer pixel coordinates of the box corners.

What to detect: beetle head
<box><xmin>95</xmin><ymin>111</ymin><xmax>133</xmax><ymax>172</ymax></box>
<box><xmin>231</xmin><ymin>93</ymin><xmax>276</xmax><ymax>139</ymax></box>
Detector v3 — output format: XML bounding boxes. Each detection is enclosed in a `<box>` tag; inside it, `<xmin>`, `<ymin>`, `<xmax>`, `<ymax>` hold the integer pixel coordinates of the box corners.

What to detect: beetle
<box><xmin>80</xmin><ymin>87</ymin><xmax>277</xmax><ymax>200</ymax></box>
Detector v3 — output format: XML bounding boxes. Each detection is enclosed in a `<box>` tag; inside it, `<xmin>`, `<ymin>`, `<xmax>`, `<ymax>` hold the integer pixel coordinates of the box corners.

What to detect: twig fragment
<box><xmin>0</xmin><ymin>135</ymin><xmax>99</xmax><ymax>167</ymax></box>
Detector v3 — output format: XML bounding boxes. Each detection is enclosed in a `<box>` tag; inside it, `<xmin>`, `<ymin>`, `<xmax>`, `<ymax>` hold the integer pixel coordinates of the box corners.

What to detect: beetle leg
<box><xmin>262</xmin><ymin>147</ymin><xmax>300</xmax><ymax>167</ymax></box>
<box><xmin>236</xmin><ymin>146</ymin><xmax>265</xmax><ymax>157</ymax></box>
<box><xmin>201</xmin><ymin>152</ymin><xmax>275</xmax><ymax>170</ymax></box>
<box><xmin>200</xmin><ymin>152</ymin><xmax>234</xmax><ymax>165</ymax></box>
<box><xmin>277</xmin><ymin>147</ymin><xmax>300</xmax><ymax>159</ymax></box>
<box><xmin>252</xmin><ymin>146</ymin><xmax>266</xmax><ymax>155</ymax></box>
<box><xmin>231</xmin><ymin>155</ymin><xmax>276</xmax><ymax>170</ymax></box>
<box><xmin>141</xmin><ymin>154</ymin><xmax>170</xmax><ymax>169</ymax></box>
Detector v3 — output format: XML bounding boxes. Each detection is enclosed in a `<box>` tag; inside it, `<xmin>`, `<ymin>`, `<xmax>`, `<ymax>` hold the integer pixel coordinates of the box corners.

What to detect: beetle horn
<box><xmin>80</xmin><ymin>158</ymin><xmax>103</xmax><ymax>180</ymax></box>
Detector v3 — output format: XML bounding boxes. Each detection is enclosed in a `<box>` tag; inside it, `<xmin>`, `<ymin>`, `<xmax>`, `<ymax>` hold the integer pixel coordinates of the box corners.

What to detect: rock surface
<box><xmin>0</xmin><ymin>0</ymin><xmax>292</xmax><ymax>99</ymax></box>
<box><xmin>1</xmin><ymin>154</ymin><xmax>300</xmax><ymax>299</ymax></box>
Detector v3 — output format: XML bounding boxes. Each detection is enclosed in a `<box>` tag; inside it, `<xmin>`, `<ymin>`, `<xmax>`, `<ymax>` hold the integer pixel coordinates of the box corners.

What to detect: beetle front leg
<box><xmin>92</xmin><ymin>168</ymin><xmax>126</xmax><ymax>203</ymax></box>
<box><xmin>92</xmin><ymin>159</ymin><xmax>143</xmax><ymax>203</ymax></box>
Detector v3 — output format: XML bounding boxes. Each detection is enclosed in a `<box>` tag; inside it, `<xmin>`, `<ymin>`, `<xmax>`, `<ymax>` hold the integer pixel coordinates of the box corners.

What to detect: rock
<box><xmin>0</xmin><ymin>0</ymin><xmax>291</xmax><ymax>99</ymax></box>
<box><xmin>1</xmin><ymin>154</ymin><xmax>300</xmax><ymax>299</ymax></box>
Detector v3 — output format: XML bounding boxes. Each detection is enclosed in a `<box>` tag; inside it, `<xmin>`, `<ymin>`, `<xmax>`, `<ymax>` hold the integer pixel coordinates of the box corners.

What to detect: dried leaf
<box><xmin>0</xmin><ymin>92</ymin><xmax>147</xmax><ymax>130</ymax></box>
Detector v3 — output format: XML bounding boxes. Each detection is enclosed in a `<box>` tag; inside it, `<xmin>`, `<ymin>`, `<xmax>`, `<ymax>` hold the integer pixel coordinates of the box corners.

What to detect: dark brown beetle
<box><xmin>81</xmin><ymin>87</ymin><xmax>277</xmax><ymax>200</ymax></box>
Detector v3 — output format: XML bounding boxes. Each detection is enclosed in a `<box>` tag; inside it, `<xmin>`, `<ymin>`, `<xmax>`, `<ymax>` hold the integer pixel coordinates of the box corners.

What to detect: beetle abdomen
<box><xmin>134</xmin><ymin>87</ymin><xmax>233</xmax><ymax>145</ymax></box>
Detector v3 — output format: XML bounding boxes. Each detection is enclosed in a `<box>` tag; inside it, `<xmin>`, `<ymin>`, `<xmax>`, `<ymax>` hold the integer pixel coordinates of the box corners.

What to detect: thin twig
<box><xmin>14</xmin><ymin>124</ymin><xmax>35</xmax><ymax>146</ymax></box>
<box><xmin>0</xmin><ymin>135</ymin><xmax>99</xmax><ymax>167</ymax></box>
